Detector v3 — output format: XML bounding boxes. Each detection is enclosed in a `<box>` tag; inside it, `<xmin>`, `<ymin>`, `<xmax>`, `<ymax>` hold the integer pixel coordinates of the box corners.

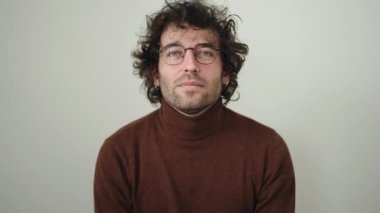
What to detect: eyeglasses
<box><xmin>159</xmin><ymin>44</ymin><xmax>220</xmax><ymax>65</ymax></box>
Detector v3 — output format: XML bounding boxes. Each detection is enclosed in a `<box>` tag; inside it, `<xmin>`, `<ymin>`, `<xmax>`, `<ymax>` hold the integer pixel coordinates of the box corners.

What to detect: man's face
<box><xmin>155</xmin><ymin>24</ymin><xmax>229</xmax><ymax>116</ymax></box>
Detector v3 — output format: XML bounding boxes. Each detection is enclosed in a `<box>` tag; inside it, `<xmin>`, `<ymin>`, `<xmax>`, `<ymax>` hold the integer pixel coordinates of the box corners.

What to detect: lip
<box><xmin>178</xmin><ymin>81</ymin><xmax>205</xmax><ymax>87</ymax></box>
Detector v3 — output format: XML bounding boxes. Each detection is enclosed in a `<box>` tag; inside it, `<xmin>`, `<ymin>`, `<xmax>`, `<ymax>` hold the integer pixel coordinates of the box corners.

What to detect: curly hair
<box><xmin>132</xmin><ymin>0</ymin><xmax>248</xmax><ymax>105</ymax></box>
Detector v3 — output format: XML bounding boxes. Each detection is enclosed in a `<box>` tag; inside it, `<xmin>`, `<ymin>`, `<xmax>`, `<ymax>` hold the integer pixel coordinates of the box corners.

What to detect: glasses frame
<box><xmin>159</xmin><ymin>44</ymin><xmax>221</xmax><ymax>65</ymax></box>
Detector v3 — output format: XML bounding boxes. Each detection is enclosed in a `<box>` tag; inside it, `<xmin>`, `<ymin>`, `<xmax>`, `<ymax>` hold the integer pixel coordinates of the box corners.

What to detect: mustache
<box><xmin>174</xmin><ymin>74</ymin><xmax>206</xmax><ymax>86</ymax></box>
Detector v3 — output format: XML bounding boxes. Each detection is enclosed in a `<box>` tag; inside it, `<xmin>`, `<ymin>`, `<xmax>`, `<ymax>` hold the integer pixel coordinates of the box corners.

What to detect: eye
<box><xmin>163</xmin><ymin>46</ymin><xmax>184</xmax><ymax>58</ymax></box>
<box><xmin>166</xmin><ymin>50</ymin><xmax>182</xmax><ymax>57</ymax></box>
<box><xmin>197</xmin><ymin>48</ymin><xmax>215</xmax><ymax>58</ymax></box>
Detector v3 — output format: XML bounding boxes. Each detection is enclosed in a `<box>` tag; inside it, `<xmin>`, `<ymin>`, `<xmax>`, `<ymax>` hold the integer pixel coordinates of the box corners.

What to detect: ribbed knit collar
<box><xmin>158</xmin><ymin>99</ymin><xmax>225</xmax><ymax>141</ymax></box>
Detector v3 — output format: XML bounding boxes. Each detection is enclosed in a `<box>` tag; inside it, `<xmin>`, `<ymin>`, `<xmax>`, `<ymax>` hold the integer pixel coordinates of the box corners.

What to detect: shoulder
<box><xmin>99</xmin><ymin>109</ymin><xmax>159</xmax><ymax>154</ymax></box>
<box><xmin>111</xmin><ymin>110</ymin><xmax>158</xmax><ymax>139</ymax></box>
<box><xmin>222</xmin><ymin>107</ymin><xmax>293</xmax><ymax>174</ymax></box>
<box><xmin>223</xmin><ymin>107</ymin><xmax>276</xmax><ymax>135</ymax></box>
<box><xmin>222</xmin><ymin>107</ymin><xmax>287</xmax><ymax>149</ymax></box>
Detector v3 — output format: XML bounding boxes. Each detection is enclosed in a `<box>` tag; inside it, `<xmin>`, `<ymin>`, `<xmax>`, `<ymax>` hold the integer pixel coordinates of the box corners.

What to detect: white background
<box><xmin>1</xmin><ymin>0</ymin><xmax>379</xmax><ymax>212</ymax></box>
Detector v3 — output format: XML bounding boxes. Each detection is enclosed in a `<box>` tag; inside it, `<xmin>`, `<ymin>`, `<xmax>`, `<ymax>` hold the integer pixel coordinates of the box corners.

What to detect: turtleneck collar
<box><xmin>158</xmin><ymin>99</ymin><xmax>225</xmax><ymax>141</ymax></box>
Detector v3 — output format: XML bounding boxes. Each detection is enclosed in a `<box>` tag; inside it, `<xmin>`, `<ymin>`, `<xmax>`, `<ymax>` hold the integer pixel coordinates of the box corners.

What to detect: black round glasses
<box><xmin>159</xmin><ymin>44</ymin><xmax>220</xmax><ymax>65</ymax></box>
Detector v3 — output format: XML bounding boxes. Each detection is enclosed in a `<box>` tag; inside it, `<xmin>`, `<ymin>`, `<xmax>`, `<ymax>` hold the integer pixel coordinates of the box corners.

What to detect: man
<box><xmin>94</xmin><ymin>1</ymin><xmax>295</xmax><ymax>212</ymax></box>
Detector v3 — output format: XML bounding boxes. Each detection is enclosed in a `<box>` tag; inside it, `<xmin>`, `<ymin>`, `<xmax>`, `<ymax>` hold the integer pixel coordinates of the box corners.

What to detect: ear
<box><xmin>153</xmin><ymin>68</ymin><xmax>160</xmax><ymax>87</ymax></box>
<box><xmin>222</xmin><ymin>72</ymin><xmax>230</xmax><ymax>86</ymax></box>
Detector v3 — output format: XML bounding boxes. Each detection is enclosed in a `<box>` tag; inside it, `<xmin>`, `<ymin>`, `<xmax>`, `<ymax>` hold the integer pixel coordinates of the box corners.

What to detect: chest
<box><xmin>131</xmin><ymin>138</ymin><xmax>256</xmax><ymax>212</ymax></box>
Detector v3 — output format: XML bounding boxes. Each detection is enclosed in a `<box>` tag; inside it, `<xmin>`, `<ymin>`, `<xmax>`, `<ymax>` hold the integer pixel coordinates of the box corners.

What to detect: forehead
<box><xmin>160</xmin><ymin>24</ymin><xmax>219</xmax><ymax>47</ymax></box>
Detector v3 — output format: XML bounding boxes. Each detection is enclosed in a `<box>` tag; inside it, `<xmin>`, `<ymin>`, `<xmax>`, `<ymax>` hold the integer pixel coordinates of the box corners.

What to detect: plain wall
<box><xmin>1</xmin><ymin>0</ymin><xmax>379</xmax><ymax>212</ymax></box>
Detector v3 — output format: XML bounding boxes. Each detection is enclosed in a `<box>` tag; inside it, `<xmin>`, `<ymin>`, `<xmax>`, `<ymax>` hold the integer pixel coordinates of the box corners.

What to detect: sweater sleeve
<box><xmin>255</xmin><ymin>133</ymin><xmax>295</xmax><ymax>213</ymax></box>
<box><xmin>93</xmin><ymin>138</ymin><xmax>133</xmax><ymax>213</ymax></box>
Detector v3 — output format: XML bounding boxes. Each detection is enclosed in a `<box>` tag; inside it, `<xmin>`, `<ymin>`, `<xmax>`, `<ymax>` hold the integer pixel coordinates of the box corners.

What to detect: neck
<box><xmin>168</xmin><ymin>102</ymin><xmax>216</xmax><ymax>117</ymax></box>
<box><xmin>158</xmin><ymin>98</ymin><xmax>224</xmax><ymax>141</ymax></box>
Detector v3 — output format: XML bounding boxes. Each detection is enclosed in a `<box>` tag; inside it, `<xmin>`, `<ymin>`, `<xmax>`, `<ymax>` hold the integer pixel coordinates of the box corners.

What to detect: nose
<box><xmin>182</xmin><ymin>49</ymin><xmax>200</xmax><ymax>73</ymax></box>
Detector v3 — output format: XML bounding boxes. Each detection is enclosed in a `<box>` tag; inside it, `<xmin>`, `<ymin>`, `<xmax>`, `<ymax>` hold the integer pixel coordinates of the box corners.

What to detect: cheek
<box><xmin>156</xmin><ymin>72</ymin><xmax>173</xmax><ymax>89</ymax></box>
<box><xmin>156</xmin><ymin>61</ymin><xmax>167</xmax><ymax>86</ymax></box>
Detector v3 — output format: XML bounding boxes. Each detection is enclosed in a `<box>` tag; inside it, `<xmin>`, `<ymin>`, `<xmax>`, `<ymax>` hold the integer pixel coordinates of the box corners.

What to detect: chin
<box><xmin>179</xmin><ymin>99</ymin><xmax>215</xmax><ymax>114</ymax></box>
<box><xmin>179</xmin><ymin>107</ymin><xmax>205</xmax><ymax>115</ymax></box>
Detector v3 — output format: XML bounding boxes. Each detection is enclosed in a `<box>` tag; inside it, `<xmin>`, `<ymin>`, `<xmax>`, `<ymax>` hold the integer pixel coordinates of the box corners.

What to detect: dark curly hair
<box><xmin>132</xmin><ymin>0</ymin><xmax>248</xmax><ymax>105</ymax></box>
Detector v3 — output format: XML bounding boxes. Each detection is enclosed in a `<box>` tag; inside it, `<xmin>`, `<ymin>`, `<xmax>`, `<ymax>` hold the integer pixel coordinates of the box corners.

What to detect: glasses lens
<box><xmin>160</xmin><ymin>45</ymin><xmax>219</xmax><ymax>65</ymax></box>
<box><xmin>195</xmin><ymin>46</ymin><xmax>217</xmax><ymax>64</ymax></box>
<box><xmin>162</xmin><ymin>45</ymin><xmax>185</xmax><ymax>65</ymax></box>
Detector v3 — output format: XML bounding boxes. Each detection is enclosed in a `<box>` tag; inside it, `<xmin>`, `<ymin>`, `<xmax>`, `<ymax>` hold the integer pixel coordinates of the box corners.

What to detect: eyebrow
<box><xmin>196</xmin><ymin>43</ymin><xmax>218</xmax><ymax>49</ymax></box>
<box><xmin>161</xmin><ymin>42</ymin><xmax>219</xmax><ymax>49</ymax></box>
<box><xmin>160</xmin><ymin>42</ymin><xmax>181</xmax><ymax>49</ymax></box>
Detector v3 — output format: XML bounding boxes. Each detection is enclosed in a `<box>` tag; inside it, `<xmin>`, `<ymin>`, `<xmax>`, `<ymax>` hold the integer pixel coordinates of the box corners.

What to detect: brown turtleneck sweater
<box><xmin>94</xmin><ymin>100</ymin><xmax>295</xmax><ymax>213</ymax></box>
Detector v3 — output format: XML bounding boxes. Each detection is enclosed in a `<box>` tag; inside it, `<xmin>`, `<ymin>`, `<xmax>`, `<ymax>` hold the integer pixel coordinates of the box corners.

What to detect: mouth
<box><xmin>178</xmin><ymin>81</ymin><xmax>205</xmax><ymax>88</ymax></box>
